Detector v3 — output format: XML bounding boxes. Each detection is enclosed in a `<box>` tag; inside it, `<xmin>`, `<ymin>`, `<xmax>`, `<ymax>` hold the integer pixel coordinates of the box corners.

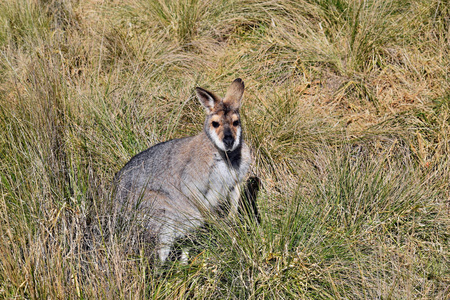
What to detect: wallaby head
<box><xmin>195</xmin><ymin>78</ymin><xmax>245</xmax><ymax>152</ymax></box>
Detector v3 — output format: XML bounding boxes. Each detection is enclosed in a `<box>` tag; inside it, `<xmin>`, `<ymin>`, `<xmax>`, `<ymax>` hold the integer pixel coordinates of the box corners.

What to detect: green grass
<box><xmin>0</xmin><ymin>0</ymin><xmax>449</xmax><ymax>298</ymax></box>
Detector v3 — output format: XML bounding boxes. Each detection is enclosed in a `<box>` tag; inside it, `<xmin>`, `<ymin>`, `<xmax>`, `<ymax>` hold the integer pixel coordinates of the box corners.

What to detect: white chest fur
<box><xmin>205</xmin><ymin>151</ymin><xmax>249</xmax><ymax>207</ymax></box>
<box><xmin>210</xmin><ymin>158</ymin><xmax>239</xmax><ymax>192</ymax></box>
<box><xmin>181</xmin><ymin>146</ymin><xmax>250</xmax><ymax>212</ymax></box>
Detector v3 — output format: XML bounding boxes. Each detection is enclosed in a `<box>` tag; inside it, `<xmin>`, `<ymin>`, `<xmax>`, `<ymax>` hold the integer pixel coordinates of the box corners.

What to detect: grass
<box><xmin>0</xmin><ymin>0</ymin><xmax>449</xmax><ymax>298</ymax></box>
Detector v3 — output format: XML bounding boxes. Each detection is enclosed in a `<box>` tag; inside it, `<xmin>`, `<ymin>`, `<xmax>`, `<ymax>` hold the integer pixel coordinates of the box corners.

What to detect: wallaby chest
<box><xmin>207</xmin><ymin>145</ymin><xmax>250</xmax><ymax>200</ymax></box>
<box><xmin>210</xmin><ymin>154</ymin><xmax>240</xmax><ymax>191</ymax></box>
<box><xmin>180</xmin><ymin>143</ymin><xmax>250</xmax><ymax>208</ymax></box>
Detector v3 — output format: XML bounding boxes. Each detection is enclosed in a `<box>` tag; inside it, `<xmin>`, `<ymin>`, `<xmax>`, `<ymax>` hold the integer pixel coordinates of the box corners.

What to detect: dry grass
<box><xmin>0</xmin><ymin>0</ymin><xmax>449</xmax><ymax>298</ymax></box>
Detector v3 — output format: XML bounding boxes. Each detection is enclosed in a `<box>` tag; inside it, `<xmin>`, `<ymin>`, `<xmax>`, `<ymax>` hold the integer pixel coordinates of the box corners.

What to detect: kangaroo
<box><xmin>114</xmin><ymin>78</ymin><xmax>251</xmax><ymax>262</ymax></box>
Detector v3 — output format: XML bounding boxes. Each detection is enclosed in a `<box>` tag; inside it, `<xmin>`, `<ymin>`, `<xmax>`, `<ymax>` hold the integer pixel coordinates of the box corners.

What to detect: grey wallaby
<box><xmin>114</xmin><ymin>78</ymin><xmax>251</xmax><ymax>262</ymax></box>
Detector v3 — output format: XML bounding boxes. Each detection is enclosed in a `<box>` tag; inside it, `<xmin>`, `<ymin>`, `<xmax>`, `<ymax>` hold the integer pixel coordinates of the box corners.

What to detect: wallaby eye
<box><xmin>233</xmin><ymin>120</ymin><xmax>239</xmax><ymax>127</ymax></box>
<box><xmin>212</xmin><ymin>121</ymin><xmax>220</xmax><ymax>128</ymax></box>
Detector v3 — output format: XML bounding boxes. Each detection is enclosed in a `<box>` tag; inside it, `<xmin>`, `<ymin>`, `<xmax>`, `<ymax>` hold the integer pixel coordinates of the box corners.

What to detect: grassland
<box><xmin>0</xmin><ymin>0</ymin><xmax>449</xmax><ymax>298</ymax></box>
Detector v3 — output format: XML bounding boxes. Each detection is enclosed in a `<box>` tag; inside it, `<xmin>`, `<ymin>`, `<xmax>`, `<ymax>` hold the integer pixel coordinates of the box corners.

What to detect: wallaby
<box><xmin>114</xmin><ymin>78</ymin><xmax>251</xmax><ymax>262</ymax></box>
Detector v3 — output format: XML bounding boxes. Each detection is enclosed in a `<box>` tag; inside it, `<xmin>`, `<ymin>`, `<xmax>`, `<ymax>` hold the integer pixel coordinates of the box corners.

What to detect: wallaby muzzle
<box><xmin>223</xmin><ymin>128</ymin><xmax>234</xmax><ymax>150</ymax></box>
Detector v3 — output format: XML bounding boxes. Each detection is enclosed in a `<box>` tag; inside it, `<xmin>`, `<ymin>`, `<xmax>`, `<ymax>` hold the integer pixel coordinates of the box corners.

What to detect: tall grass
<box><xmin>0</xmin><ymin>0</ymin><xmax>449</xmax><ymax>298</ymax></box>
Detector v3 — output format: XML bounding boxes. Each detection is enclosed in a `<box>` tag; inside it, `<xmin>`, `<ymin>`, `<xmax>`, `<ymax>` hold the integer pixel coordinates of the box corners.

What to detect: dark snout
<box><xmin>223</xmin><ymin>128</ymin><xmax>234</xmax><ymax>150</ymax></box>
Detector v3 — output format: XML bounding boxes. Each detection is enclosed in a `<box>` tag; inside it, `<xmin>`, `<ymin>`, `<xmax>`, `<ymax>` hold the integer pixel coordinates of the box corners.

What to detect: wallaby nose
<box><xmin>223</xmin><ymin>129</ymin><xmax>234</xmax><ymax>149</ymax></box>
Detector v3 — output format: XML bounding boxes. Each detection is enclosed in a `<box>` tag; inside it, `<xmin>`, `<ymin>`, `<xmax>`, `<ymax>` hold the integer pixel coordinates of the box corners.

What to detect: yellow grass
<box><xmin>0</xmin><ymin>0</ymin><xmax>449</xmax><ymax>298</ymax></box>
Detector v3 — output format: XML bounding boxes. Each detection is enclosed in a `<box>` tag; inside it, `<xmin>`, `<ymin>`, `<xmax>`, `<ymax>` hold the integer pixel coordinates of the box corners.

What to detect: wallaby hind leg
<box><xmin>180</xmin><ymin>248</ymin><xmax>189</xmax><ymax>264</ymax></box>
<box><xmin>157</xmin><ymin>226</ymin><xmax>193</xmax><ymax>263</ymax></box>
<box><xmin>138</xmin><ymin>191</ymin><xmax>180</xmax><ymax>262</ymax></box>
<box><xmin>156</xmin><ymin>214</ymin><xmax>193</xmax><ymax>262</ymax></box>
<box><xmin>157</xmin><ymin>225</ymin><xmax>177</xmax><ymax>262</ymax></box>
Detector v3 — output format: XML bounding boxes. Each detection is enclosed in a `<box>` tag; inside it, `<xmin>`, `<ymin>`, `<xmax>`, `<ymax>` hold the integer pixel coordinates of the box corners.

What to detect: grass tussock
<box><xmin>0</xmin><ymin>0</ymin><xmax>449</xmax><ymax>298</ymax></box>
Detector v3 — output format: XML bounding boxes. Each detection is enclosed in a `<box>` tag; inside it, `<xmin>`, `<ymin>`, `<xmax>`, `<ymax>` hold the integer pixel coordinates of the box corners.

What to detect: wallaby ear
<box><xmin>195</xmin><ymin>87</ymin><xmax>220</xmax><ymax>113</ymax></box>
<box><xmin>223</xmin><ymin>78</ymin><xmax>244</xmax><ymax>110</ymax></box>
